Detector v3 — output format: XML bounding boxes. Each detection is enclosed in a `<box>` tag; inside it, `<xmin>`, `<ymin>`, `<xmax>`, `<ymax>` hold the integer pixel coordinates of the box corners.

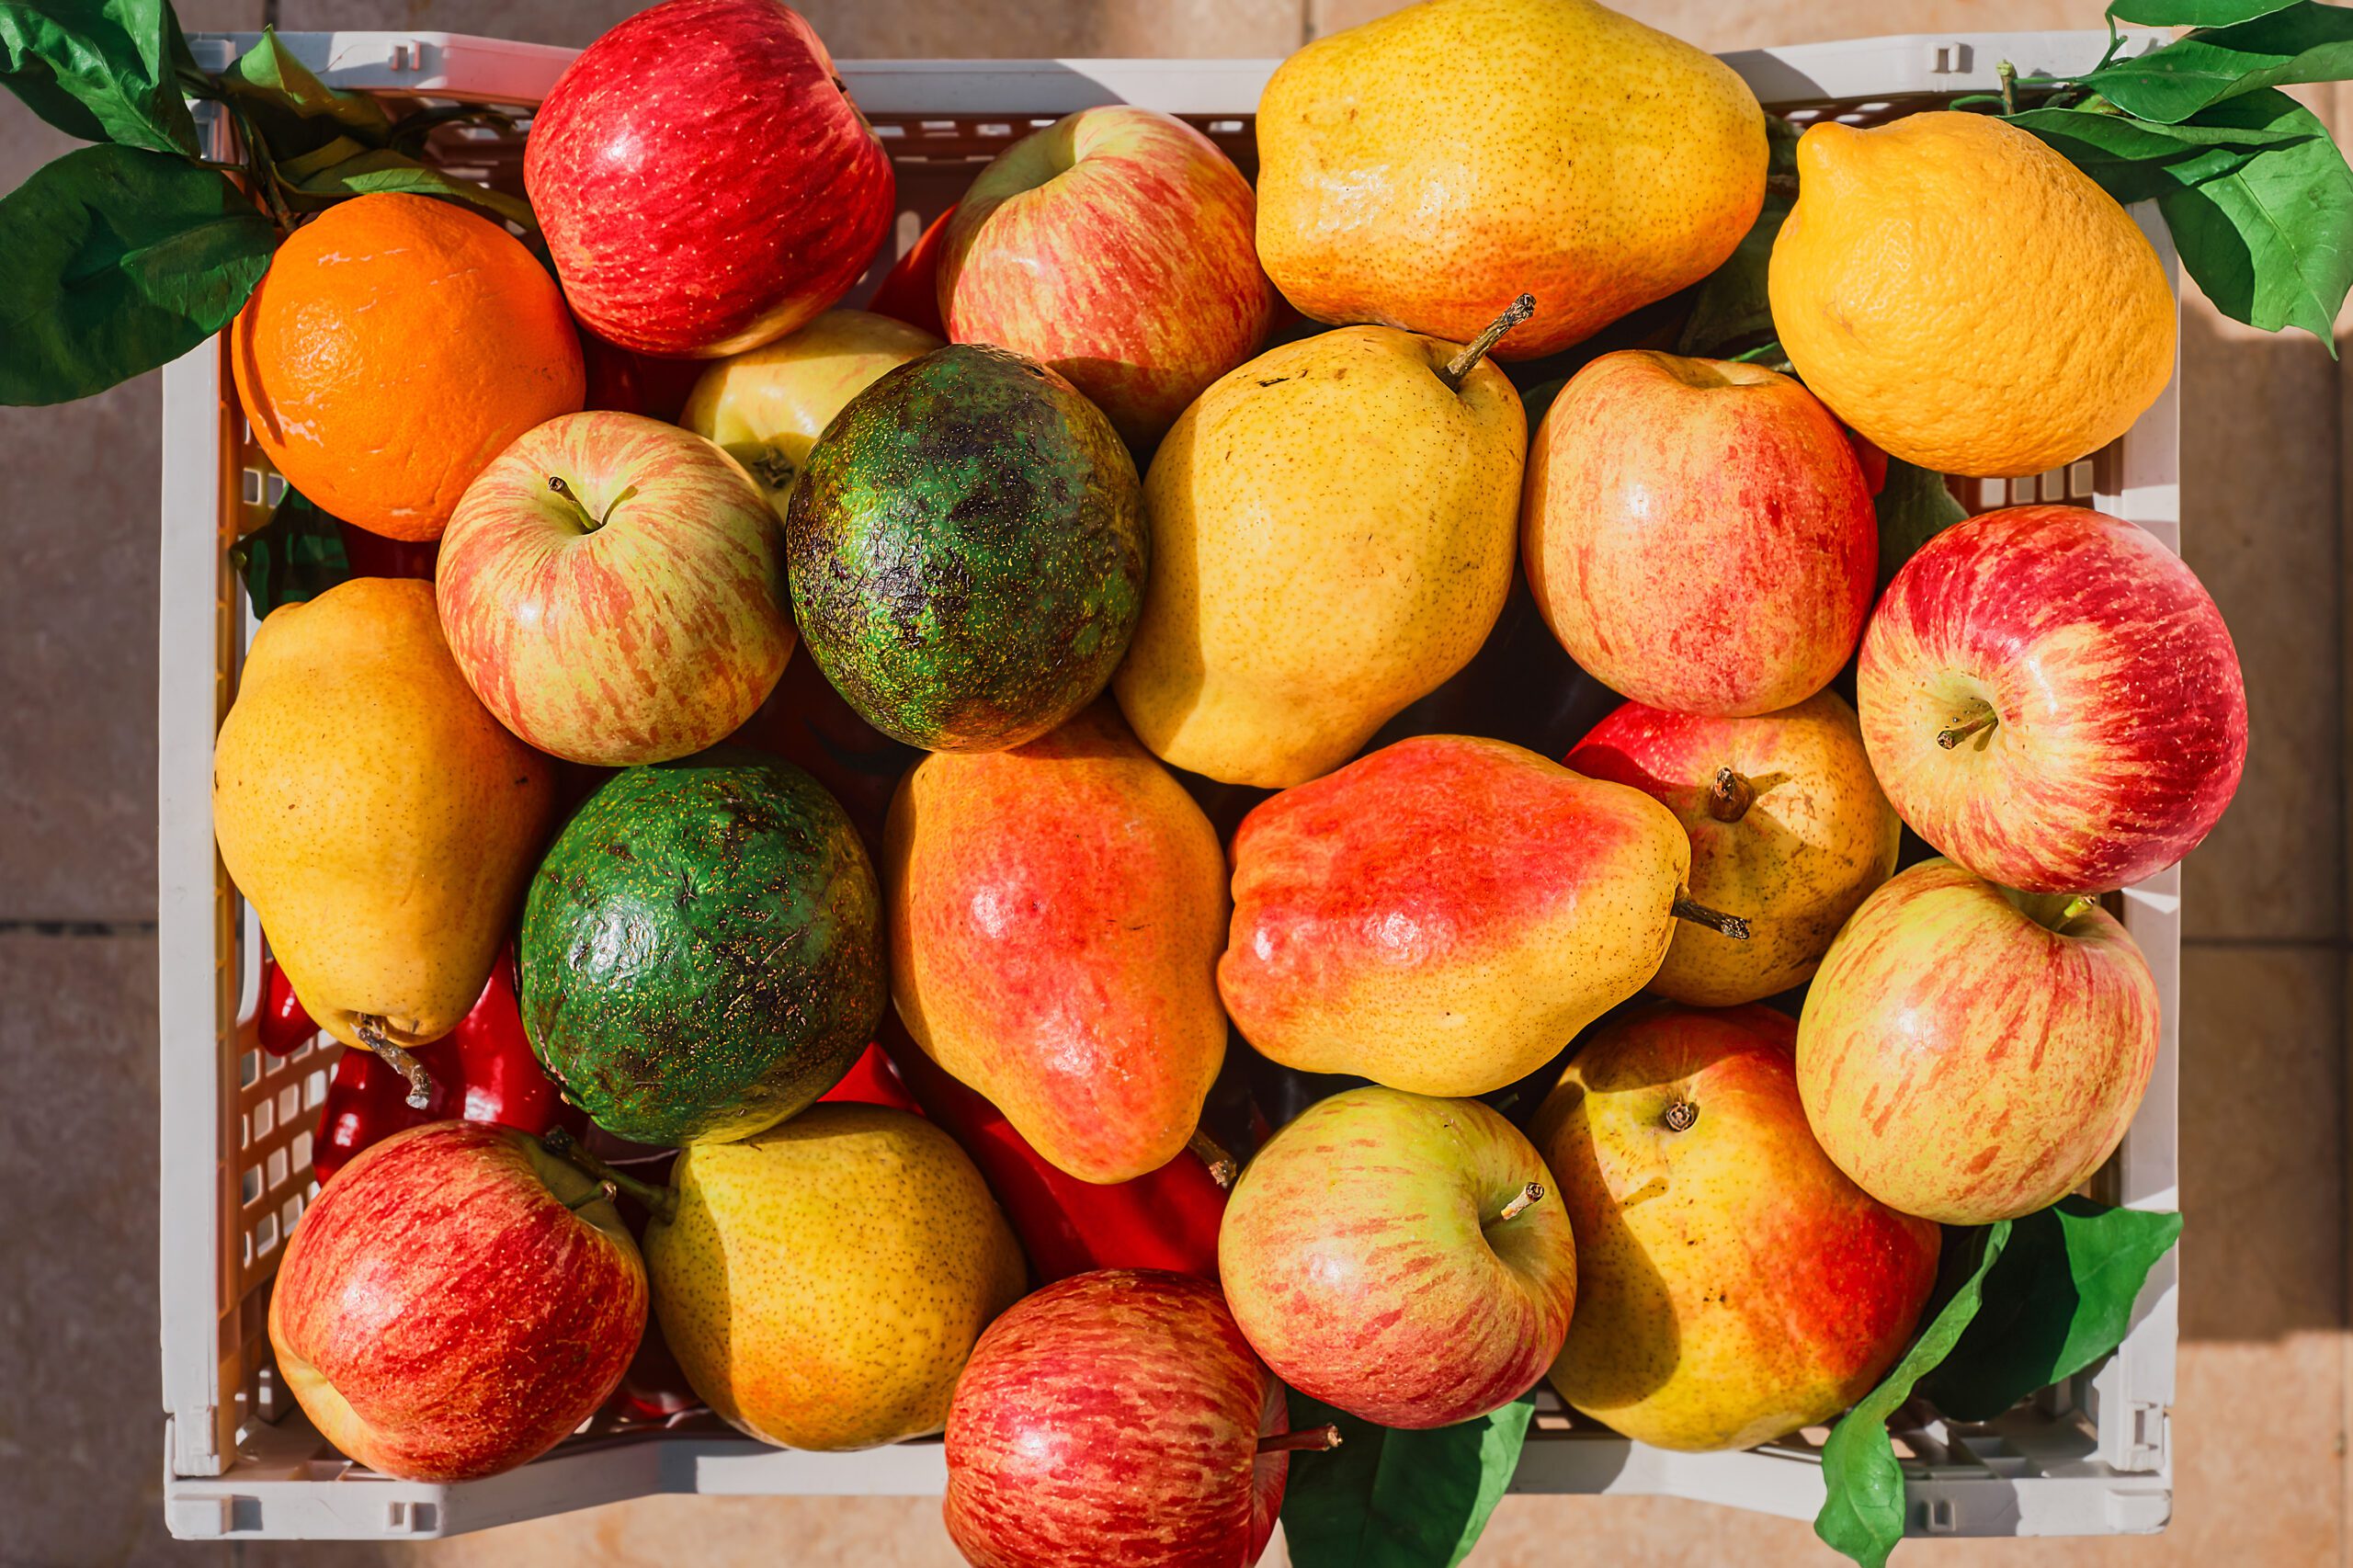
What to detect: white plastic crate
<box><xmin>157</xmin><ymin>27</ymin><xmax>2183</xmax><ymax>1544</ymax></box>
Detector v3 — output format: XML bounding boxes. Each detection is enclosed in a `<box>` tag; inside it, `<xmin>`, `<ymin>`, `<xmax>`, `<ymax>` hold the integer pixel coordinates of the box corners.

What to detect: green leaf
<box><xmin>1282</xmin><ymin>1390</ymin><xmax>1535</xmax><ymax>1568</ymax></box>
<box><xmin>1874</xmin><ymin>458</ymin><xmax>1969</xmax><ymax>592</ymax></box>
<box><xmin>2007</xmin><ymin>101</ymin><xmax>2315</xmax><ymax>203</ymax></box>
<box><xmin>1677</xmin><ymin>114</ymin><xmax>1802</xmax><ymax>359</ymax></box>
<box><xmin>0</xmin><ymin>144</ymin><xmax>276</xmax><ymax>406</ymax></box>
<box><xmin>290</xmin><ymin>146</ymin><xmax>537</xmax><ymax>233</ymax></box>
<box><xmin>2109</xmin><ymin>0</ymin><xmax>2304</xmax><ymax>23</ymax></box>
<box><xmin>220</xmin><ymin>26</ymin><xmax>391</xmax><ymax>158</ymax></box>
<box><xmin>2155</xmin><ymin>92</ymin><xmax>2353</xmax><ymax>340</ymax></box>
<box><xmin>0</xmin><ymin>0</ymin><xmax>199</xmax><ymax>154</ymax></box>
<box><xmin>1918</xmin><ymin>1199</ymin><xmax>2181</xmax><ymax>1423</ymax></box>
<box><xmin>229</xmin><ymin>487</ymin><xmax>352</xmax><ymax>617</ymax></box>
<box><xmin>2079</xmin><ymin>3</ymin><xmax>2353</xmax><ymax>123</ymax></box>
<box><xmin>1815</xmin><ymin>1221</ymin><xmax>2014</xmax><ymax>1568</ymax></box>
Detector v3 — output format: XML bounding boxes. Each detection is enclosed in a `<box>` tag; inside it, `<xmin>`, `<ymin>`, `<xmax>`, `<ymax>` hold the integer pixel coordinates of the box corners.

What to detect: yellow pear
<box><xmin>646</xmin><ymin>1104</ymin><xmax>1027</xmax><ymax>1449</ymax></box>
<box><xmin>1255</xmin><ymin>0</ymin><xmax>1766</xmax><ymax>359</ymax></box>
<box><xmin>212</xmin><ymin>577</ymin><xmax>554</xmax><ymax>1062</ymax></box>
<box><xmin>680</xmin><ymin>309</ymin><xmax>941</xmax><ymax>516</ymax></box>
<box><xmin>1111</xmin><ymin>316</ymin><xmax>1526</xmax><ymax>789</ymax></box>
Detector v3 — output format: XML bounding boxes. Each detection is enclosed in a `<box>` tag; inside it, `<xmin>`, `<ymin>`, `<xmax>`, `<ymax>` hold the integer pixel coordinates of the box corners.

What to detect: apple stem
<box><xmin>546</xmin><ymin>475</ymin><xmax>631</xmax><ymax>532</ymax></box>
<box><xmin>1437</xmin><ymin>293</ymin><xmax>1536</xmax><ymax>392</ymax></box>
<box><xmin>541</xmin><ymin>1127</ymin><xmax>678</xmax><ymax>1222</ymax></box>
<box><xmin>1938</xmin><ymin>710</ymin><xmax>1999</xmax><ymax>751</ymax></box>
<box><xmin>1259</xmin><ymin>1425</ymin><xmax>1344</xmax><ymax>1455</ymax></box>
<box><xmin>1672</xmin><ymin>894</ymin><xmax>1752</xmax><ymax>941</ymax></box>
<box><xmin>1491</xmin><ymin>1181</ymin><xmax>1545</xmax><ymax>1225</ymax></box>
<box><xmin>563</xmin><ymin>1179</ymin><xmax>619</xmax><ymax>1213</ymax></box>
<box><xmin>1188</xmin><ymin>1128</ymin><xmax>1239</xmax><ymax>1190</ymax></box>
<box><xmin>352</xmin><ymin>1015</ymin><xmax>435</xmax><ymax>1110</ymax></box>
<box><xmin>1663</xmin><ymin>1100</ymin><xmax>1699</xmax><ymax>1132</ymax></box>
<box><xmin>1706</xmin><ymin>767</ymin><xmax>1756</xmax><ymax>824</ymax></box>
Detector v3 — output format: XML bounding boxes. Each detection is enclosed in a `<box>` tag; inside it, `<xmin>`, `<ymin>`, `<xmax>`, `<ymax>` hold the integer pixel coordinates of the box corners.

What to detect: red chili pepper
<box><xmin>867</xmin><ymin>207</ymin><xmax>952</xmax><ymax>337</ymax></box>
<box><xmin>876</xmin><ymin>1017</ymin><xmax>1227</xmax><ymax>1283</ymax></box>
<box><xmin>255</xmin><ymin>957</ymin><xmax>318</xmax><ymax>1057</ymax></box>
<box><xmin>820</xmin><ymin>1040</ymin><xmax>924</xmax><ymax>1115</ymax></box>
<box><xmin>310</xmin><ymin>945</ymin><xmax>583</xmax><ymax>1186</ymax></box>
<box><xmin>579</xmin><ymin>324</ymin><xmax>706</xmax><ymax>424</ymax></box>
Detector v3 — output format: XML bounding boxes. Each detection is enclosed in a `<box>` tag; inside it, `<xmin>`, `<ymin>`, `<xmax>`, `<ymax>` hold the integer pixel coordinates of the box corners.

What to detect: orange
<box><xmin>230</xmin><ymin>193</ymin><xmax>585</xmax><ymax>541</ymax></box>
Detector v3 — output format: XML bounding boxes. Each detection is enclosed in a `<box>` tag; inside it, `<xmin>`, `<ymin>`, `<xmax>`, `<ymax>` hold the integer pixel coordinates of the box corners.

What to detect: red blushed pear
<box><xmin>1568</xmin><ymin>692</ymin><xmax>1901</xmax><ymax>1006</ymax></box>
<box><xmin>1220</xmin><ymin>733</ymin><xmax>1749</xmax><ymax>1098</ymax></box>
<box><xmin>945</xmin><ymin>1271</ymin><xmax>1307</xmax><ymax>1568</ymax></box>
<box><xmin>1522</xmin><ymin>350</ymin><xmax>1876</xmax><ymax>717</ymax></box>
<box><xmin>939</xmin><ymin>106</ymin><xmax>1277</xmax><ymax>451</ymax></box>
<box><xmin>1859</xmin><ymin>504</ymin><xmax>2247</xmax><ymax>893</ymax></box>
<box><xmin>1534</xmin><ymin>1005</ymin><xmax>1939</xmax><ymax>1452</ymax></box>
<box><xmin>268</xmin><ymin>1120</ymin><xmax>647</xmax><ymax>1483</ymax></box>
<box><xmin>524</xmin><ymin>0</ymin><xmax>893</xmax><ymax>358</ymax></box>
<box><xmin>1797</xmin><ymin>858</ymin><xmax>2161</xmax><ymax>1225</ymax></box>
<box><xmin>1219</xmin><ymin>1087</ymin><xmax>1577</xmax><ymax>1430</ymax></box>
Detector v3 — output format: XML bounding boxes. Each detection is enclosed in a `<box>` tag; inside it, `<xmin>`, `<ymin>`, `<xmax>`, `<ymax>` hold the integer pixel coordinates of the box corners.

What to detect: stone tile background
<box><xmin>0</xmin><ymin>1</ymin><xmax>2342</xmax><ymax>1564</ymax></box>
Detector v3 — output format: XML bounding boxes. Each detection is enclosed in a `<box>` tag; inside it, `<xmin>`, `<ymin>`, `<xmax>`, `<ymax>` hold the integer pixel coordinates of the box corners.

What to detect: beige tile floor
<box><xmin>0</xmin><ymin>1</ymin><xmax>2344</xmax><ymax>1564</ymax></box>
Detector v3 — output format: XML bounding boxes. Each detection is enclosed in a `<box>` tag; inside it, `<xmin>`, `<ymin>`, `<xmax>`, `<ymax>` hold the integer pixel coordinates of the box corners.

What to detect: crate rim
<box><xmin>159</xmin><ymin>25</ymin><xmax>2184</xmax><ymax>1546</ymax></box>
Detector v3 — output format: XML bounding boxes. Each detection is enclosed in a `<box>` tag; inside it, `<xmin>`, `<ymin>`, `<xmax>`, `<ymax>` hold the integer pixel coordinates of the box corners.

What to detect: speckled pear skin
<box><xmin>783</xmin><ymin>343</ymin><xmax>1147</xmax><ymax>752</ymax></box>
<box><xmin>648</xmin><ymin>1103</ymin><xmax>1029</xmax><ymax>1450</ymax></box>
<box><xmin>518</xmin><ymin>747</ymin><xmax>883</xmax><ymax>1146</ymax></box>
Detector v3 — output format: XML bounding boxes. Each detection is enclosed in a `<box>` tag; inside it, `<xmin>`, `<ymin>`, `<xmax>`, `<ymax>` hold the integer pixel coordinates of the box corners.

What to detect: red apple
<box><xmin>437</xmin><ymin>410</ymin><xmax>792</xmax><ymax>766</ymax></box>
<box><xmin>268</xmin><ymin>1119</ymin><xmax>648</xmax><ymax>1482</ymax></box>
<box><xmin>945</xmin><ymin>1270</ymin><xmax>1291</xmax><ymax>1568</ymax></box>
<box><xmin>870</xmin><ymin>208</ymin><xmax>953</xmax><ymax>337</ymax></box>
<box><xmin>938</xmin><ymin>107</ymin><xmax>1276</xmax><ymax>450</ymax></box>
<box><xmin>1797</xmin><ymin>858</ymin><xmax>2161</xmax><ymax>1224</ymax></box>
<box><xmin>1534</xmin><ymin>1004</ymin><xmax>1939</xmax><ymax>1451</ymax></box>
<box><xmin>1219</xmin><ymin>1086</ymin><xmax>1576</xmax><ymax>1429</ymax></box>
<box><xmin>1522</xmin><ymin>351</ymin><xmax>1876</xmax><ymax>716</ymax></box>
<box><xmin>524</xmin><ymin>0</ymin><xmax>894</xmax><ymax>358</ymax></box>
<box><xmin>1858</xmin><ymin>504</ymin><xmax>2247</xmax><ymax>893</ymax></box>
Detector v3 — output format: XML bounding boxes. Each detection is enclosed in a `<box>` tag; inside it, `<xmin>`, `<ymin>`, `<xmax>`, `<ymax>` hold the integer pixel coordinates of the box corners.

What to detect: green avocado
<box><xmin>782</xmin><ymin>343</ymin><xmax>1147</xmax><ymax>752</ymax></box>
<box><xmin>517</xmin><ymin>748</ymin><xmax>884</xmax><ymax>1146</ymax></box>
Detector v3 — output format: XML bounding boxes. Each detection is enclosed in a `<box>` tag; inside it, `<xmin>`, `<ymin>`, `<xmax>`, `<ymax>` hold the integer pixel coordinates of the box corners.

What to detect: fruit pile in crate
<box><xmin>10</xmin><ymin>0</ymin><xmax>2348</xmax><ymax>1558</ymax></box>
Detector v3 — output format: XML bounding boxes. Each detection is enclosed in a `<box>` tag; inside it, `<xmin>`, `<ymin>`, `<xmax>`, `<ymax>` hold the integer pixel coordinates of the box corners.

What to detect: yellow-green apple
<box><xmin>268</xmin><ymin>1119</ymin><xmax>646</xmax><ymax>1482</ymax></box>
<box><xmin>1568</xmin><ymin>692</ymin><xmax>1901</xmax><ymax>1006</ymax></box>
<box><xmin>681</xmin><ymin>310</ymin><xmax>941</xmax><ymax>518</ymax></box>
<box><xmin>524</xmin><ymin>0</ymin><xmax>893</xmax><ymax>358</ymax></box>
<box><xmin>1797</xmin><ymin>858</ymin><xmax>2161</xmax><ymax>1224</ymax></box>
<box><xmin>938</xmin><ymin>106</ymin><xmax>1277</xmax><ymax>449</ymax></box>
<box><xmin>1534</xmin><ymin>1005</ymin><xmax>1938</xmax><ymax>1451</ymax></box>
<box><xmin>1522</xmin><ymin>352</ymin><xmax>1876</xmax><ymax>716</ymax></box>
<box><xmin>437</xmin><ymin>410</ymin><xmax>792</xmax><ymax>766</ymax></box>
<box><xmin>945</xmin><ymin>1270</ymin><xmax>1297</xmax><ymax>1568</ymax></box>
<box><xmin>1219</xmin><ymin>1086</ymin><xmax>1576</xmax><ymax>1428</ymax></box>
<box><xmin>1859</xmin><ymin>504</ymin><xmax>2247</xmax><ymax>893</ymax></box>
<box><xmin>1219</xmin><ymin>734</ymin><xmax>1739</xmax><ymax>1097</ymax></box>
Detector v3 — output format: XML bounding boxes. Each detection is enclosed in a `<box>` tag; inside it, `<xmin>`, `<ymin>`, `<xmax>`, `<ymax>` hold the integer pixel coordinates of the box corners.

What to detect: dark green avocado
<box><xmin>517</xmin><ymin>748</ymin><xmax>884</xmax><ymax>1146</ymax></box>
<box><xmin>782</xmin><ymin>343</ymin><xmax>1147</xmax><ymax>752</ymax></box>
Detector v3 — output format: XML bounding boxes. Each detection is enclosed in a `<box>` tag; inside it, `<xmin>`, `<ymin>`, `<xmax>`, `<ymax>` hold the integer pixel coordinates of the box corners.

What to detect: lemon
<box><xmin>1768</xmin><ymin>112</ymin><xmax>2176</xmax><ymax>479</ymax></box>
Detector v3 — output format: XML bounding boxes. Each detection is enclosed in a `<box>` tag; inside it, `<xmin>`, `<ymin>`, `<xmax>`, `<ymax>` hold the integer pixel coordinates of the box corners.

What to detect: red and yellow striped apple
<box><xmin>524</xmin><ymin>0</ymin><xmax>893</xmax><ymax>358</ymax></box>
<box><xmin>1859</xmin><ymin>504</ymin><xmax>2246</xmax><ymax>893</ymax></box>
<box><xmin>1797</xmin><ymin>858</ymin><xmax>2161</xmax><ymax>1224</ymax></box>
<box><xmin>1535</xmin><ymin>1004</ymin><xmax>1938</xmax><ymax>1451</ymax></box>
<box><xmin>269</xmin><ymin>1120</ymin><xmax>647</xmax><ymax>1482</ymax></box>
<box><xmin>1568</xmin><ymin>691</ymin><xmax>1901</xmax><ymax>1006</ymax></box>
<box><xmin>938</xmin><ymin>106</ymin><xmax>1276</xmax><ymax>449</ymax></box>
<box><xmin>945</xmin><ymin>1270</ymin><xmax>1292</xmax><ymax>1568</ymax></box>
<box><xmin>1522</xmin><ymin>351</ymin><xmax>1876</xmax><ymax>716</ymax></box>
<box><xmin>1219</xmin><ymin>1087</ymin><xmax>1576</xmax><ymax>1429</ymax></box>
<box><xmin>437</xmin><ymin>411</ymin><xmax>792</xmax><ymax>766</ymax></box>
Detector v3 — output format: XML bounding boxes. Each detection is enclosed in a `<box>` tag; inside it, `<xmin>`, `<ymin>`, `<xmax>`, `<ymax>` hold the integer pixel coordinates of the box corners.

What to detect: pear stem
<box><xmin>1938</xmin><ymin>710</ymin><xmax>2000</xmax><ymax>750</ymax></box>
<box><xmin>1998</xmin><ymin>59</ymin><xmax>2019</xmax><ymax>116</ymax></box>
<box><xmin>1188</xmin><ymin>1128</ymin><xmax>1239</xmax><ymax>1190</ymax></box>
<box><xmin>563</xmin><ymin>1179</ymin><xmax>619</xmax><ymax>1213</ymax></box>
<box><xmin>541</xmin><ymin>1126</ymin><xmax>678</xmax><ymax>1223</ymax></box>
<box><xmin>1260</xmin><ymin>1425</ymin><xmax>1344</xmax><ymax>1455</ymax></box>
<box><xmin>352</xmin><ymin>1015</ymin><xmax>435</xmax><ymax>1110</ymax></box>
<box><xmin>1672</xmin><ymin>895</ymin><xmax>1751</xmax><ymax>941</ymax></box>
<box><xmin>1490</xmin><ymin>1181</ymin><xmax>1545</xmax><ymax>1225</ymax></box>
<box><xmin>1437</xmin><ymin>293</ymin><xmax>1535</xmax><ymax>392</ymax></box>
<box><xmin>1706</xmin><ymin>767</ymin><xmax>1756</xmax><ymax>824</ymax></box>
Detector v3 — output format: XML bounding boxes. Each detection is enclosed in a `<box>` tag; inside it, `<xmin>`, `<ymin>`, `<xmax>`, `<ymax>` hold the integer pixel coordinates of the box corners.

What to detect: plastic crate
<box><xmin>158</xmin><ymin>28</ymin><xmax>2184</xmax><ymax>1544</ymax></box>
